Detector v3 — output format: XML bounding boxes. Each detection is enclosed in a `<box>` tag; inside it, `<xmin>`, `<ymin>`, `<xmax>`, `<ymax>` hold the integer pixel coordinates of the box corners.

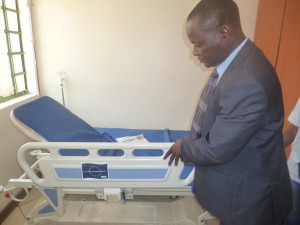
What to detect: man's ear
<box><xmin>219</xmin><ymin>24</ymin><xmax>231</xmax><ymax>39</ymax></box>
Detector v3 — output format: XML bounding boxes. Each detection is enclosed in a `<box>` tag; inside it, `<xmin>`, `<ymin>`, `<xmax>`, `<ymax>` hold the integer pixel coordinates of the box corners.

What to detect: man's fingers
<box><xmin>175</xmin><ymin>156</ymin><xmax>179</xmax><ymax>166</ymax></box>
<box><xmin>174</xmin><ymin>156</ymin><xmax>183</xmax><ymax>166</ymax></box>
<box><xmin>164</xmin><ymin>144</ymin><xmax>182</xmax><ymax>166</ymax></box>
<box><xmin>163</xmin><ymin>150</ymin><xmax>171</xmax><ymax>160</ymax></box>
<box><xmin>168</xmin><ymin>153</ymin><xmax>176</xmax><ymax>166</ymax></box>
<box><xmin>163</xmin><ymin>146</ymin><xmax>174</xmax><ymax>160</ymax></box>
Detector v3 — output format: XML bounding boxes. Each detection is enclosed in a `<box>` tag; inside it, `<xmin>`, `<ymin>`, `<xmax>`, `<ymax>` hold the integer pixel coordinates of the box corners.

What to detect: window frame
<box><xmin>0</xmin><ymin>0</ymin><xmax>28</xmax><ymax>103</ymax></box>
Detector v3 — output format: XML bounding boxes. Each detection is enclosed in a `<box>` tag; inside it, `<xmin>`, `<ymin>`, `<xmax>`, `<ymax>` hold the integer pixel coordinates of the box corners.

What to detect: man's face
<box><xmin>186</xmin><ymin>16</ymin><xmax>225</xmax><ymax>68</ymax></box>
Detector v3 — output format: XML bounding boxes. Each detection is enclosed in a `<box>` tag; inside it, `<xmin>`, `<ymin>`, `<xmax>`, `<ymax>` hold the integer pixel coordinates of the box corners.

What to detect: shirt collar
<box><xmin>216</xmin><ymin>38</ymin><xmax>248</xmax><ymax>81</ymax></box>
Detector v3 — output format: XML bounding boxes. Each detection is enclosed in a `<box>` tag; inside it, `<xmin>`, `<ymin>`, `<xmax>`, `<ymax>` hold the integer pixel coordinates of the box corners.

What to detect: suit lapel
<box><xmin>200</xmin><ymin>40</ymin><xmax>257</xmax><ymax>136</ymax></box>
<box><xmin>218</xmin><ymin>40</ymin><xmax>256</xmax><ymax>86</ymax></box>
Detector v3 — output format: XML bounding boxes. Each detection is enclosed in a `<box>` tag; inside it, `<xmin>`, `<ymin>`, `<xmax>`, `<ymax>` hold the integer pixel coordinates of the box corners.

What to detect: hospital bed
<box><xmin>1</xmin><ymin>96</ymin><xmax>216</xmax><ymax>225</ymax></box>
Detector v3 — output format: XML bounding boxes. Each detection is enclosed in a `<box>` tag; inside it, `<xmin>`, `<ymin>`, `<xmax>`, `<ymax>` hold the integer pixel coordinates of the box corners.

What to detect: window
<box><xmin>0</xmin><ymin>0</ymin><xmax>36</xmax><ymax>103</ymax></box>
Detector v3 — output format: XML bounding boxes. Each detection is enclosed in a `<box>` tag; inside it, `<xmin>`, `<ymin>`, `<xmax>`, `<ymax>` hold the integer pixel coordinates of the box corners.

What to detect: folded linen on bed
<box><xmin>116</xmin><ymin>134</ymin><xmax>149</xmax><ymax>143</ymax></box>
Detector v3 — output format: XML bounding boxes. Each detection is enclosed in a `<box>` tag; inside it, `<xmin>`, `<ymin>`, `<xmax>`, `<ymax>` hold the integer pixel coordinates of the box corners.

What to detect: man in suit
<box><xmin>164</xmin><ymin>0</ymin><xmax>292</xmax><ymax>224</ymax></box>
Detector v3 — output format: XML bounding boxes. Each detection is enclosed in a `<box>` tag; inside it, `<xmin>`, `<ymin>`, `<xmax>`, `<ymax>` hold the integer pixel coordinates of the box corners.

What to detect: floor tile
<box><xmin>2</xmin><ymin>207</ymin><xmax>26</xmax><ymax>225</ymax></box>
<box><xmin>19</xmin><ymin>189</ymin><xmax>42</xmax><ymax>206</ymax></box>
<box><xmin>19</xmin><ymin>198</ymin><xmax>42</xmax><ymax>220</ymax></box>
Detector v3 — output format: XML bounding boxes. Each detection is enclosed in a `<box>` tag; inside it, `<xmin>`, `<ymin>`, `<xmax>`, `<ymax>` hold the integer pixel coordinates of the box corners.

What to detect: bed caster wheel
<box><xmin>26</xmin><ymin>216</ymin><xmax>33</xmax><ymax>224</ymax></box>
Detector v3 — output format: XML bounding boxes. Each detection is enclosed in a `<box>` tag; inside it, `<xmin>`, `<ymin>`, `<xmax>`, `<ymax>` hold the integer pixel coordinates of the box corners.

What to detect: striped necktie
<box><xmin>191</xmin><ymin>69</ymin><xmax>219</xmax><ymax>139</ymax></box>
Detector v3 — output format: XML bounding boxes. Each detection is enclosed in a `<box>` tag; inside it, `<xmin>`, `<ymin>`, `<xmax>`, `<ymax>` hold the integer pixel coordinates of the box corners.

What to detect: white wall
<box><xmin>31</xmin><ymin>0</ymin><xmax>259</xmax><ymax>130</ymax></box>
<box><xmin>0</xmin><ymin>95</ymin><xmax>37</xmax><ymax>212</ymax></box>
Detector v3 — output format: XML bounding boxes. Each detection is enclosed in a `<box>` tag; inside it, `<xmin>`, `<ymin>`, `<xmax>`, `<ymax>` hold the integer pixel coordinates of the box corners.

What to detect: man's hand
<box><xmin>163</xmin><ymin>139</ymin><xmax>183</xmax><ymax>166</ymax></box>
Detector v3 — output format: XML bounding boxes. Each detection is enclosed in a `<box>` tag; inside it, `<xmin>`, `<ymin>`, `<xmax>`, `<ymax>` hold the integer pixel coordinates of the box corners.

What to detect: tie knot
<box><xmin>211</xmin><ymin>69</ymin><xmax>219</xmax><ymax>78</ymax></box>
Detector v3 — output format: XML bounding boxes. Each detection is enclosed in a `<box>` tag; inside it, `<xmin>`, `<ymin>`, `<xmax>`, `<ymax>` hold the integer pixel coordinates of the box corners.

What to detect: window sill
<box><xmin>0</xmin><ymin>93</ymin><xmax>39</xmax><ymax>110</ymax></box>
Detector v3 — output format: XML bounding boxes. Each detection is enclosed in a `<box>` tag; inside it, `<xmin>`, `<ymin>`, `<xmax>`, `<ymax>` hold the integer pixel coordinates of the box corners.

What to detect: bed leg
<box><xmin>26</xmin><ymin>187</ymin><xmax>64</xmax><ymax>222</ymax></box>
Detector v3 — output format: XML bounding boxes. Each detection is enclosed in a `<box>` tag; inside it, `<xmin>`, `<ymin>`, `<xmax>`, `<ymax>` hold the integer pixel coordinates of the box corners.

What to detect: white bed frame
<box><xmin>2</xmin><ymin>141</ymin><xmax>215</xmax><ymax>224</ymax></box>
<box><xmin>3</xmin><ymin>105</ymin><xmax>216</xmax><ymax>224</ymax></box>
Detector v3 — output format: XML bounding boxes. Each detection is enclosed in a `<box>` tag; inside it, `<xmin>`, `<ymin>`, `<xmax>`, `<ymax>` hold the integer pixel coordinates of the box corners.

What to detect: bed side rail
<box><xmin>18</xmin><ymin>142</ymin><xmax>194</xmax><ymax>189</ymax></box>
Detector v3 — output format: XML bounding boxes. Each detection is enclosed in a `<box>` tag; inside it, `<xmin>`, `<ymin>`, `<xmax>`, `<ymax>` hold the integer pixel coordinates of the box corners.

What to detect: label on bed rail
<box><xmin>81</xmin><ymin>163</ymin><xmax>108</xmax><ymax>179</ymax></box>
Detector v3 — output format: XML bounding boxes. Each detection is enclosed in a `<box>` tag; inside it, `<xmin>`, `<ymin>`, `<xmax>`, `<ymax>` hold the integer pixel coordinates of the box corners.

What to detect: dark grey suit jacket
<box><xmin>182</xmin><ymin>40</ymin><xmax>292</xmax><ymax>225</ymax></box>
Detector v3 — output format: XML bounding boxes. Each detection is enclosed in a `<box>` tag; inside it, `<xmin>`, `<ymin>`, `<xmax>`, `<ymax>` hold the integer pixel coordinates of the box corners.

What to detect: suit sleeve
<box><xmin>181</xmin><ymin>76</ymin><xmax>267</xmax><ymax>166</ymax></box>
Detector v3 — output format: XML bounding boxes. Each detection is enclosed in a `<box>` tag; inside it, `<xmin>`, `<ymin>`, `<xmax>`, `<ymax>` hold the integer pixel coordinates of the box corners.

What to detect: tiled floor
<box><xmin>2</xmin><ymin>189</ymin><xmax>42</xmax><ymax>225</ymax></box>
<box><xmin>2</xmin><ymin>189</ymin><xmax>220</xmax><ymax>225</ymax></box>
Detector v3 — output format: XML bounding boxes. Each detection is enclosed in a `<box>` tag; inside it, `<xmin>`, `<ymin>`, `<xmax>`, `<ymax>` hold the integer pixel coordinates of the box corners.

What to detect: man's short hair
<box><xmin>188</xmin><ymin>0</ymin><xmax>241</xmax><ymax>29</ymax></box>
